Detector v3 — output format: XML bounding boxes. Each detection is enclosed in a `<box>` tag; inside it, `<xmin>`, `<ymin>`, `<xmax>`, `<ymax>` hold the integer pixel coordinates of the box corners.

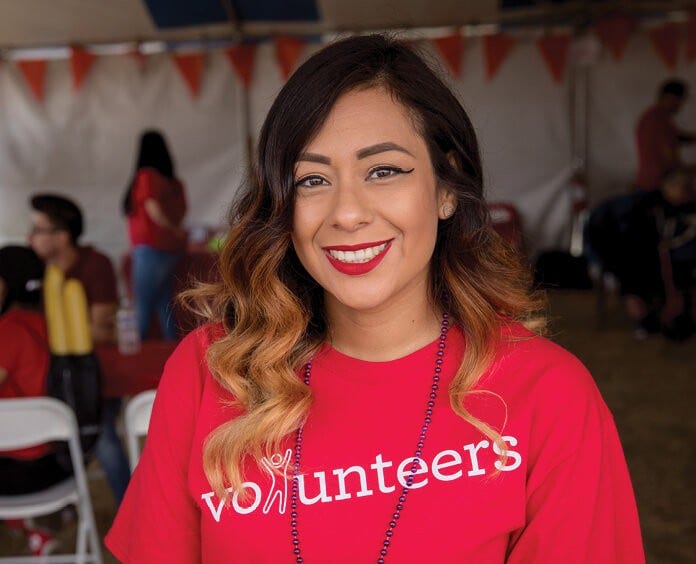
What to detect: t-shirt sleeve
<box><xmin>0</xmin><ymin>319</ymin><xmax>45</xmax><ymax>397</ymax></box>
<box><xmin>506</xmin><ymin>351</ymin><xmax>645</xmax><ymax>564</ymax></box>
<box><xmin>105</xmin><ymin>329</ymin><xmax>208</xmax><ymax>562</ymax></box>
<box><xmin>82</xmin><ymin>252</ymin><xmax>118</xmax><ymax>305</ymax></box>
<box><xmin>133</xmin><ymin>169</ymin><xmax>163</xmax><ymax>205</ymax></box>
<box><xmin>0</xmin><ymin>322</ymin><xmax>20</xmax><ymax>374</ymax></box>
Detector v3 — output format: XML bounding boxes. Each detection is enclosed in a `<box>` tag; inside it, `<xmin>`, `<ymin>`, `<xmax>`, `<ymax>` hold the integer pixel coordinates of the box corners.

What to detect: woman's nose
<box><xmin>328</xmin><ymin>183</ymin><xmax>373</xmax><ymax>231</ymax></box>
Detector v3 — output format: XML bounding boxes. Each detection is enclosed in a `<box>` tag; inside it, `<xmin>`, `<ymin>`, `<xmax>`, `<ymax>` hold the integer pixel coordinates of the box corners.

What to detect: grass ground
<box><xmin>1</xmin><ymin>290</ymin><xmax>694</xmax><ymax>563</ymax></box>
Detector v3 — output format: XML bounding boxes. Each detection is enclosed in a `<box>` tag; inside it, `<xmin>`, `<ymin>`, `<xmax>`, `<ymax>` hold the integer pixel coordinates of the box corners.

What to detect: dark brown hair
<box><xmin>30</xmin><ymin>194</ymin><xmax>83</xmax><ymax>244</ymax></box>
<box><xmin>184</xmin><ymin>34</ymin><xmax>542</xmax><ymax>497</ymax></box>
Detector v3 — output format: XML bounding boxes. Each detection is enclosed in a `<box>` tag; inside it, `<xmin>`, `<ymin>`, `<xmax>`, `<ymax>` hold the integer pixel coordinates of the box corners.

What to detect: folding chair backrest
<box><xmin>0</xmin><ymin>397</ymin><xmax>76</xmax><ymax>450</ymax></box>
<box><xmin>125</xmin><ymin>389</ymin><xmax>156</xmax><ymax>472</ymax></box>
<box><xmin>0</xmin><ymin>397</ymin><xmax>103</xmax><ymax>564</ymax></box>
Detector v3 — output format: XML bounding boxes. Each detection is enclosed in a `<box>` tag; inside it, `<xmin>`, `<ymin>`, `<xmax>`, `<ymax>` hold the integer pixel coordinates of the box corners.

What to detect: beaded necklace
<box><xmin>290</xmin><ymin>312</ymin><xmax>450</xmax><ymax>563</ymax></box>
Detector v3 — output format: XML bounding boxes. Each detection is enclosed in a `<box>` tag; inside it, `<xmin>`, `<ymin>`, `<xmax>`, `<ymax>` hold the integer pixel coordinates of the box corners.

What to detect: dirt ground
<box><xmin>1</xmin><ymin>290</ymin><xmax>694</xmax><ymax>563</ymax></box>
<box><xmin>545</xmin><ymin>291</ymin><xmax>695</xmax><ymax>564</ymax></box>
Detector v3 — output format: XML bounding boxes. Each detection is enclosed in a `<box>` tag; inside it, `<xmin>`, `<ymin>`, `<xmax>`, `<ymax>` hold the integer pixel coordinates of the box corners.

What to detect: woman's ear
<box><xmin>438</xmin><ymin>190</ymin><xmax>457</xmax><ymax>220</ymax></box>
<box><xmin>438</xmin><ymin>151</ymin><xmax>459</xmax><ymax>219</ymax></box>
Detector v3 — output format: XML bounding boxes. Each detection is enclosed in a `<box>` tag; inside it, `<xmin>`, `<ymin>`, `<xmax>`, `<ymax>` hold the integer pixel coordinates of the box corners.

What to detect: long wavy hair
<box><xmin>185</xmin><ymin>34</ymin><xmax>543</xmax><ymax>499</ymax></box>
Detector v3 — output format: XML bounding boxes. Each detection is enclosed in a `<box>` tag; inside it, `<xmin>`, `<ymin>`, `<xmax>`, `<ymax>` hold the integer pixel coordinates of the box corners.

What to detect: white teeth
<box><xmin>328</xmin><ymin>242</ymin><xmax>388</xmax><ymax>264</ymax></box>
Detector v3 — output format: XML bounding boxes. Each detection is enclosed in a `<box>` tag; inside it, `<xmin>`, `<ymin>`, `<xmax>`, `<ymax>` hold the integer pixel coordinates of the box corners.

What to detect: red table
<box><xmin>96</xmin><ymin>341</ymin><xmax>178</xmax><ymax>398</ymax></box>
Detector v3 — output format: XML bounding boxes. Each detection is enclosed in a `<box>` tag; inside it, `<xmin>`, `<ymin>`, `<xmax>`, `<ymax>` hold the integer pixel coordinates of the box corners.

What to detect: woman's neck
<box><xmin>325</xmin><ymin>293</ymin><xmax>442</xmax><ymax>362</ymax></box>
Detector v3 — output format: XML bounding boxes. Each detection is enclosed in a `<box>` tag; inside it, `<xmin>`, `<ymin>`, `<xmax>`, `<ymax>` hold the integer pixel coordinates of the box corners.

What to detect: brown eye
<box><xmin>367</xmin><ymin>166</ymin><xmax>414</xmax><ymax>180</ymax></box>
<box><xmin>295</xmin><ymin>175</ymin><xmax>329</xmax><ymax>188</ymax></box>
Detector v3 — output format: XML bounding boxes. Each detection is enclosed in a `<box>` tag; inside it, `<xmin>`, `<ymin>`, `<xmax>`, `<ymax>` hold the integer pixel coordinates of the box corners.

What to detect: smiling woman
<box><xmin>291</xmin><ymin>87</ymin><xmax>454</xmax><ymax>324</ymax></box>
<box><xmin>106</xmin><ymin>35</ymin><xmax>645</xmax><ymax>564</ymax></box>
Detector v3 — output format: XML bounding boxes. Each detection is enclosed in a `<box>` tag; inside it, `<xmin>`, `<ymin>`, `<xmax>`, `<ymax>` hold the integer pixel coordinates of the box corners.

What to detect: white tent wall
<box><xmin>1</xmin><ymin>32</ymin><xmax>696</xmax><ymax>276</ymax></box>
<box><xmin>442</xmin><ymin>38</ymin><xmax>574</xmax><ymax>255</ymax></box>
<box><xmin>588</xmin><ymin>32</ymin><xmax>696</xmax><ymax>202</ymax></box>
<box><xmin>0</xmin><ymin>49</ymin><xmax>246</xmax><ymax>281</ymax></box>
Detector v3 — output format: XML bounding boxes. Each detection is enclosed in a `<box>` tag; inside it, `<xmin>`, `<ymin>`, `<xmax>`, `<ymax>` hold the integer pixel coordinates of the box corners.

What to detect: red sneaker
<box><xmin>26</xmin><ymin>528</ymin><xmax>58</xmax><ymax>556</ymax></box>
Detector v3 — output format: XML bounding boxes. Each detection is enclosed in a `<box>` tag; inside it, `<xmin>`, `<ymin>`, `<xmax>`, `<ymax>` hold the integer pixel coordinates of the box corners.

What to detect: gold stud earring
<box><xmin>441</xmin><ymin>204</ymin><xmax>455</xmax><ymax>219</ymax></box>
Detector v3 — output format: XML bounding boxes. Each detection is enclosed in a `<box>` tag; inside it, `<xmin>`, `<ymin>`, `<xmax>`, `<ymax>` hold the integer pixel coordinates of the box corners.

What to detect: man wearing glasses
<box><xmin>28</xmin><ymin>194</ymin><xmax>118</xmax><ymax>344</ymax></box>
<box><xmin>27</xmin><ymin>193</ymin><xmax>132</xmax><ymax>505</ymax></box>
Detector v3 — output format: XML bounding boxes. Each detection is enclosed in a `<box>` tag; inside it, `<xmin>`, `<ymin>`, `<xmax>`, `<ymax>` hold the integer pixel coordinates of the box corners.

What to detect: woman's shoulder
<box><xmin>487</xmin><ymin>321</ymin><xmax>602</xmax><ymax>409</ymax></box>
<box><xmin>0</xmin><ymin>309</ymin><xmax>45</xmax><ymax>336</ymax></box>
<box><xmin>156</xmin><ymin>323</ymin><xmax>224</xmax><ymax>401</ymax></box>
<box><xmin>136</xmin><ymin>166</ymin><xmax>164</xmax><ymax>179</ymax></box>
<box><xmin>134</xmin><ymin>167</ymin><xmax>169</xmax><ymax>189</ymax></box>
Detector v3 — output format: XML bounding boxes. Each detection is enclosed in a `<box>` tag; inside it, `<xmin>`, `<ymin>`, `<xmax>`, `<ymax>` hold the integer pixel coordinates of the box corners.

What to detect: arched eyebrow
<box><xmin>297</xmin><ymin>142</ymin><xmax>415</xmax><ymax>165</ymax></box>
<box><xmin>356</xmin><ymin>142</ymin><xmax>414</xmax><ymax>160</ymax></box>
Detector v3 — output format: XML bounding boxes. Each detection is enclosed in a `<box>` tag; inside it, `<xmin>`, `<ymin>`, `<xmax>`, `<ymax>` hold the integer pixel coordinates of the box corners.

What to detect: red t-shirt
<box><xmin>106</xmin><ymin>323</ymin><xmax>644</xmax><ymax>563</ymax></box>
<box><xmin>0</xmin><ymin>310</ymin><xmax>51</xmax><ymax>459</ymax></box>
<box><xmin>635</xmin><ymin>105</ymin><xmax>679</xmax><ymax>191</ymax></box>
<box><xmin>128</xmin><ymin>168</ymin><xmax>187</xmax><ymax>252</ymax></box>
<box><xmin>66</xmin><ymin>246</ymin><xmax>118</xmax><ymax>306</ymax></box>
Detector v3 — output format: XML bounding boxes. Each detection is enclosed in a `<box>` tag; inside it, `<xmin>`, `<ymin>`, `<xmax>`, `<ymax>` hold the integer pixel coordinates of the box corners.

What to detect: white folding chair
<box><xmin>0</xmin><ymin>397</ymin><xmax>103</xmax><ymax>564</ymax></box>
<box><xmin>124</xmin><ymin>390</ymin><xmax>156</xmax><ymax>473</ymax></box>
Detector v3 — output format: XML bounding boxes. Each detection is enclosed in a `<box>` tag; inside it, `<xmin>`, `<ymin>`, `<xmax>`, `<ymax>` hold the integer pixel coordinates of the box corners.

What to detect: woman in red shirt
<box><xmin>0</xmin><ymin>246</ymin><xmax>69</xmax><ymax>555</ymax></box>
<box><xmin>108</xmin><ymin>36</ymin><xmax>644</xmax><ymax>562</ymax></box>
<box><xmin>122</xmin><ymin>130</ymin><xmax>187</xmax><ymax>340</ymax></box>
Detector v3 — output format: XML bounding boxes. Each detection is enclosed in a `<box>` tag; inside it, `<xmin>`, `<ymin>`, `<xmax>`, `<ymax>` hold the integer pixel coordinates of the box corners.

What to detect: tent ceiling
<box><xmin>0</xmin><ymin>0</ymin><xmax>694</xmax><ymax>48</ymax></box>
<box><xmin>0</xmin><ymin>0</ymin><xmax>497</xmax><ymax>48</ymax></box>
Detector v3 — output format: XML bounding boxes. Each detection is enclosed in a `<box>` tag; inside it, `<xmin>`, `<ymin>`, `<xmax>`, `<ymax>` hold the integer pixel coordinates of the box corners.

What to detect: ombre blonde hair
<box><xmin>183</xmin><ymin>35</ymin><xmax>544</xmax><ymax>499</ymax></box>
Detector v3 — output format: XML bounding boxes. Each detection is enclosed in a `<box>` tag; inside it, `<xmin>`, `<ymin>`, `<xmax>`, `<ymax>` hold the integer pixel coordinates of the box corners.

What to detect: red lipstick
<box><xmin>323</xmin><ymin>240</ymin><xmax>392</xmax><ymax>276</ymax></box>
<box><xmin>323</xmin><ymin>239</ymin><xmax>391</xmax><ymax>252</ymax></box>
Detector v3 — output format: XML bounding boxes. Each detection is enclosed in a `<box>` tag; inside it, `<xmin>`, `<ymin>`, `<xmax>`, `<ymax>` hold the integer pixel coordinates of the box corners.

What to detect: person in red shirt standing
<box><xmin>0</xmin><ymin>245</ymin><xmax>66</xmax><ymax>555</ymax></box>
<box><xmin>122</xmin><ymin>130</ymin><xmax>187</xmax><ymax>340</ymax></box>
<box><xmin>635</xmin><ymin>79</ymin><xmax>696</xmax><ymax>191</ymax></box>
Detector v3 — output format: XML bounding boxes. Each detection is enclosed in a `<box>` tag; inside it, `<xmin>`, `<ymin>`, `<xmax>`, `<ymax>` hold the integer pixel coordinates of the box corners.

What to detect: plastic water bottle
<box><xmin>116</xmin><ymin>300</ymin><xmax>141</xmax><ymax>355</ymax></box>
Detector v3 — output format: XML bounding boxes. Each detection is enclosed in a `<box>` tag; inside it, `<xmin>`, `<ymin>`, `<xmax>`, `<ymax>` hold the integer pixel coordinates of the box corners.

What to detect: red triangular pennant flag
<box><xmin>686</xmin><ymin>13</ymin><xmax>696</xmax><ymax>62</ymax></box>
<box><xmin>70</xmin><ymin>46</ymin><xmax>96</xmax><ymax>91</ymax></box>
<box><xmin>483</xmin><ymin>34</ymin><xmax>515</xmax><ymax>80</ymax></box>
<box><xmin>173</xmin><ymin>52</ymin><xmax>204</xmax><ymax>98</ymax></box>
<box><xmin>17</xmin><ymin>59</ymin><xmax>47</xmax><ymax>102</ymax></box>
<box><xmin>225</xmin><ymin>44</ymin><xmax>257</xmax><ymax>90</ymax></box>
<box><xmin>433</xmin><ymin>34</ymin><xmax>465</xmax><ymax>76</ymax></box>
<box><xmin>274</xmin><ymin>37</ymin><xmax>304</xmax><ymax>80</ymax></box>
<box><xmin>648</xmin><ymin>22</ymin><xmax>681</xmax><ymax>70</ymax></box>
<box><xmin>130</xmin><ymin>46</ymin><xmax>148</xmax><ymax>71</ymax></box>
<box><xmin>537</xmin><ymin>34</ymin><xmax>571</xmax><ymax>83</ymax></box>
<box><xmin>594</xmin><ymin>14</ymin><xmax>634</xmax><ymax>61</ymax></box>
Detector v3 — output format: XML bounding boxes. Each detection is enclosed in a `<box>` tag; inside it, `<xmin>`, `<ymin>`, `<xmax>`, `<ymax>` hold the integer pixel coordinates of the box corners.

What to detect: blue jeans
<box><xmin>132</xmin><ymin>245</ymin><xmax>181</xmax><ymax>340</ymax></box>
<box><xmin>95</xmin><ymin>398</ymin><xmax>130</xmax><ymax>505</ymax></box>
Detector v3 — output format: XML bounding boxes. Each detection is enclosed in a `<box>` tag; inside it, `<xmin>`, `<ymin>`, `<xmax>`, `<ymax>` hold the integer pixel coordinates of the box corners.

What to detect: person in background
<box><xmin>635</xmin><ymin>79</ymin><xmax>696</xmax><ymax>192</ymax></box>
<box><xmin>29</xmin><ymin>194</ymin><xmax>118</xmax><ymax>344</ymax></box>
<box><xmin>0</xmin><ymin>246</ymin><xmax>64</xmax><ymax>556</ymax></box>
<box><xmin>615</xmin><ymin>169</ymin><xmax>696</xmax><ymax>340</ymax></box>
<box><xmin>654</xmin><ymin>170</ymin><xmax>695</xmax><ymax>339</ymax></box>
<box><xmin>107</xmin><ymin>35</ymin><xmax>643</xmax><ymax>562</ymax></box>
<box><xmin>28</xmin><ymin>193</ymin><xmax>130</xmax><ymax>504</ymax></box>
<box><xmin>122</xmin><ymin>130</ymin><xmax>187</xmax><ymax>340</ymax></box>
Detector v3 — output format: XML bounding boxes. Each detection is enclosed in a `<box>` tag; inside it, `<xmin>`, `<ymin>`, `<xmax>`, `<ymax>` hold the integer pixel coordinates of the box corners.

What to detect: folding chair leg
<box><xmin>85</xmin><ymin>506</ymin><xmax>103</xmax><ymax>564</ymax></box>
<box><xmin>89</xmin><ymin>525</ymin><xmax>104</xmax><ymax>564</ymax></box>
<box><xmin>76</xmin><ymin>517</ymin><xmax>88</xmax><ymax>564</ymax></box>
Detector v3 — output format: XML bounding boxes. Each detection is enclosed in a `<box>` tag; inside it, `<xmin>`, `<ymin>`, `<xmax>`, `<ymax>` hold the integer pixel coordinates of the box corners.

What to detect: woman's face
<box><xmin>291</xmin><ymin>87</ymin><xmax>455</xmax><ymax>316</ymax></box>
